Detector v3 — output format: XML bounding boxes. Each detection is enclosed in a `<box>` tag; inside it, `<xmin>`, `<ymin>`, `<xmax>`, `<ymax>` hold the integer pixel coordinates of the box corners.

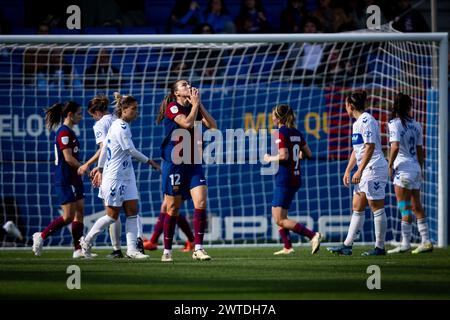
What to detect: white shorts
<box><xmin>393</xmin><ymin>170</ymin><xmax>421</xmax><ymax>190</ymax></box>
<box><xmin>353</xmin><ymin>167</ymin><xmax>388</xmax><ymax>200</ymax></box>
<box><xmin>99</xmin><ymin>177</ymin><xmax>138</xmax><ymax>207</ymax></box>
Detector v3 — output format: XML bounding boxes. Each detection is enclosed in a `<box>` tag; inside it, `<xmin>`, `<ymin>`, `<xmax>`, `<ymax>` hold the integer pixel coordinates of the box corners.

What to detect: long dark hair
<box><xmin>45</xmin><ymin>101</ymin><xmax>80</xmax><ymax>130</ymax></box>
<box><xmin>391</xmin><ymin>92</ymin><xmax>412</xmax><ymax>127</ymax></box>
<box><xmin>88</xmin><ymin>94</ymin><xmax>109</xmax><ymax>115</ymax></box>
<box><xmin>273</xmin><ymin>104</ymin><xmax>296</xmax><ymax>128</ymax></box>
<box><xmin>113</xmin><ymin>92</ymin><xmax>137</xmax><ymax>118</ymax></box>
<box><xmin>346</xmin><ymin>89</ymin><xmax>367</xmax><ymax>112</ymax></box>
<box><xmin>157</xmin><ymin>80</ymin><xmax>182</xmax><ymax>124</ymax></box>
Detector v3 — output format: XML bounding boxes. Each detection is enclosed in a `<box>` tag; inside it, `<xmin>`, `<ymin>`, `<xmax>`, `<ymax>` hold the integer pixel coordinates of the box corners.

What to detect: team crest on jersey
<box><xmin>170</xmin><ymin>105</ymin><xmax>179</xmax><ymax>114</ymax></box>
<box><xmin>61</xmin><ymin>136</ymin><xmax>69</xmax><ymax>145</ymax></box>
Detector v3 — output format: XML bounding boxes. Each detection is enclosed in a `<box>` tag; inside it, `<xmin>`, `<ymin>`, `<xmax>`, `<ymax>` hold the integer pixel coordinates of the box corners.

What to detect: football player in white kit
<box><xmin>78</xmin><ymin>94</ymin><xmax>147</xmax><ymax>258</ymax></box>
<box><xmin>387</xmin><ymin>93</ymin><xmax>433</xmax><ymax>254</ymax></box>
<box><xmin>328</xmin><ymin>90</ymin><xmax>388</xmax><ymax>256</ymax></box>
<box><xmin>77</xmin><ymin>94</ymin><xmax>123</xmax><ymax>258</ymax></box>
<box><xmin>80</xmin><ymin>92</ymin><xmax>160</xmax><ymax>259</ymax></box>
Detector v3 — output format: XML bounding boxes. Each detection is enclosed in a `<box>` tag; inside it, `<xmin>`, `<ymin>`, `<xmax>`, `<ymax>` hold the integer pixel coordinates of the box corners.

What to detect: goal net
<box><xmin>0</xmin><ymin>30</ymin><xmax>447</xmax><ymax>248</ymax></box>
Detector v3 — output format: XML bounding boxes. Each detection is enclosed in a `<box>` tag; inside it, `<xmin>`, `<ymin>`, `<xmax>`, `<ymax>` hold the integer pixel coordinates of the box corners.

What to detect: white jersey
<box><xmin>93</xmin><ymin>114</ymin><xmax>117</xmax><ymax>145</ymax></box>
<box><xmin>388</xmin><ymin>118</ymin><xmax>422</xmax><ymax>173</ymax></box>
<box><xmin>102</xmin><ymin>119</ymin><xmax>136</xmax><ymax>180</ymax></box>
<box><xmin>352</xmin><ymin>112</ymin><xmax>387</xmax><ymax>171</ymax></box>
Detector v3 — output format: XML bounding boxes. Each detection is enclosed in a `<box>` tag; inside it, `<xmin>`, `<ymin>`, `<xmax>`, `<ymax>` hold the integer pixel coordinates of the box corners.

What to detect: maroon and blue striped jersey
<box><xmin>161</xmin><ymin>101</ymin><xmax>203</xmax><ymax>164</ymax></box>
<box><xmin>54</xmin><ymin>125</ymin><xmax>82</xmax><ymax>186</ymax></box>
<box><xmin>275</xmin><ymin>125</ymin><xmax>307</xmax><ymax>188</ymax></box>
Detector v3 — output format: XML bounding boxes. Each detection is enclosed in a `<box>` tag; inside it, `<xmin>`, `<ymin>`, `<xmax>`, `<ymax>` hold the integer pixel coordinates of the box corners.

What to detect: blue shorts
<box><xmin>56</xmin><ymin>182</ymin><xmax>84</xmax><ymax>205</ymax></box>
<box><xmin>162</xmin><ymin>162</ymin><xmax>206</xmax><ymax>200</ymax></box>
<box><xmin>271</xmin><ymin>186</ymin><xmax>300</xmax><ymax>209</ymax></box>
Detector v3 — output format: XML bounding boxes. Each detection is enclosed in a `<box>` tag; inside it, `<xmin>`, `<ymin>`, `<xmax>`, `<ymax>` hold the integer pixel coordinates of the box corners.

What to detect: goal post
<box><xmin>0</xmin><ymin>32</ymin><xmax>447</xmax><ymax>248</ymax></box>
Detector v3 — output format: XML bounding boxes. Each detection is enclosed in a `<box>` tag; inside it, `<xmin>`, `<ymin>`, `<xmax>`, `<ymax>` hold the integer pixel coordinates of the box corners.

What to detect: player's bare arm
<box><xmin>62</xmin><ymin>148</ymin><xmax>82</xmax><ymax>171</ymax></box>
<box><xmin>199</xmin><ymin>103</ymin><xmax>217</xmax><ymax>129</ymax></box>
<box><xmin>264</xmin><ymin>147</ymin><xmax>288</xmax><ymax>163</ymax></box>
<box><xmin>78</xmin><ymin>142</ymin><xmax>103</xmax><ymax>176</ymax></box>
<box><xmin>388</xmin><ymin>141</ymin><xmax>400</xmax><ymax>179</ymax></box>
<box><xmin>174</xmin><ymin>88</ymin><xmax>200</xmax><ymax>129</ymax></box>
<box><xmin>343</xmin><ymin>150</ymin><xmax>356</xmax><ymax>187</ymax></box>
<box><xmin>352</xmin><ymin>143</ymin><xmax>375</xmax><ymax>184</ymax></box>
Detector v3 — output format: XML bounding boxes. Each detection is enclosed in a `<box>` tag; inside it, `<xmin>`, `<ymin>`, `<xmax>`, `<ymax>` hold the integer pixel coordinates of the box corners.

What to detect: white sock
<box><xmin>344</xmin><ymin>211</ymin><xmax>365</xmax><ymax>246</ymax></box>
<box><xmin>373</xmin><ymin>208</ymin><xmax>387</xmax><ymax>249</ymax></box>
<box><xmin>401</xmin><ymin>221</ymin><xmax>412</xmax><ymax>247</ymax></box>
<box><xmin>417</xmin><ymin>218</ymin><xmax>430</xmax><ymax>244</ymax></box>
<box><xmin>85</xmin><ymin>215</ymin><xmax>116</xmax><ymax>244</ymax></box>
<box><xmin>136</xmin><ymin>214</ymin><xmax>143</xmax><ymax>239</ymax></box>
<box><xmin>163</xmin><ymin>249</ymin><xmax>172</xmax><ymax>255</ymax></box>
<box><xmin>194</xmin><ymin>244</ymin><xmax>203</xmax><ymax>251</ymax></box>
<box><xmin>109</xmin><ymin>218</ymin><xmax>122</xmax><ymax>251</ymax></box>
<box><xmin>126</xmin><ymin>215</ymin><xmax>138</xmax><ymax>253</ymax></box>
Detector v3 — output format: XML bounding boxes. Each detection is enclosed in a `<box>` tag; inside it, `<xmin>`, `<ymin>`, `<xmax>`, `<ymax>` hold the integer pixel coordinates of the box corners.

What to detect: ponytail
<box><xmin>157</xmin><ymin>80</ymin><xmax>181</xmax><ymax>124</ymax></box>
<box><xmin>391</xmin><ymin>92</ymin><xmax>412</xmax><ymax>127</ymax></box>
<box><xmin>113</xmin><ymin>92</ymin><xmax>137</xmax><ymax>118</ymax></box>
<box><xmin>45</xmin><ymin>101</ymin><xmax>80</xmax><ymax>130</ymax></box>
<box><xmin>45</xmin><ymin>103</ymin><xmax>64</xmax><ymax>130</ymax></box>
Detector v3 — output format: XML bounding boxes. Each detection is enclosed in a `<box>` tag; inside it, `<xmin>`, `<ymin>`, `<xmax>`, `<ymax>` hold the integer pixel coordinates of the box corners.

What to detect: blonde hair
<box><xmin>273</xmin><ymin>104</ymin><xmax>296</xmax><ymax>128</ymax></box>
<box><xmin>113</xmin><ymin>92</ymin><xmax>137</xmax><ymax>118</ymax></box>
<box><xmin>88</xmin><ymin>94</ymin><xmax>109</xmax><ymax>115</ymax></box>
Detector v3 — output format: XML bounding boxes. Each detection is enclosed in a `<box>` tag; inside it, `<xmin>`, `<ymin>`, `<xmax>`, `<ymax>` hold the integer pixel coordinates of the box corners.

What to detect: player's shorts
<box><xmin>162</xmin><ymin>161</ymin><xmax>207</xmax><ymax>199</ymax></box>
<box><xmin>353</xmin><ymin>166</ymin><xmax>388</xmax><ymax>200</ymax></box>
<box><xmin>99</xmin><ymin>177</ymin><xmax>138</xmax><ymax>207</ymax></box>
<box><xmin>393</xmin><ymin>169</ymin><xmax>421</xmax><ymax>190</ymax></box>
<box><xmin>272</xmin><ymin>186</ymin><xmax>300</xmax><ymax>209</ymax></box>
<box><xmin>56</xmin><ymin>182</ymin><xmax>84</xmax><ymax>205</ymax></box>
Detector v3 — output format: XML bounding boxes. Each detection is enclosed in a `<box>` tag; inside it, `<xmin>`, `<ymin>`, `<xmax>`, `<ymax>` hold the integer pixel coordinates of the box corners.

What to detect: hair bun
<box><xmin>113</xmin><ymin>92</ymin><xmax>122</xmax><ymax>101</ymax></box>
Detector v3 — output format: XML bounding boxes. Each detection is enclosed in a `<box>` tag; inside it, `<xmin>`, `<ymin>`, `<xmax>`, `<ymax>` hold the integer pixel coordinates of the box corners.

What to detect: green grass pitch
<box><xmin>1</xmin><ymin>246</ymin><xmax>449</xmax><ymax>300</ymax></box>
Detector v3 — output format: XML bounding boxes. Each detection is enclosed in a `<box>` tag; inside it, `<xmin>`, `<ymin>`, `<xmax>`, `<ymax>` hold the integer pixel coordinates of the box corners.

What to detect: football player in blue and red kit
<box><xmin>156</xmin><ymin>80</ymin><xmax>217</xmax><ymax>262</ymax></box>
<box><xmin>264</xmin><ymin>104</ymin><xmax>322</xmax><ymax>255</ymax></box>
<box><xmin>32</xmin><ymin>101</ymin><xmax>87</xmax><ymax>258</ymax></box>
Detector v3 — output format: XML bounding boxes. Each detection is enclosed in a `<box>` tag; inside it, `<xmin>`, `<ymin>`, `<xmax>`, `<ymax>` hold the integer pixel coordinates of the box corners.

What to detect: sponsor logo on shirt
<box><xmin>352</xmin><ymin>133</ymin><xmax>364</xmax><ymax>145</ymax></box>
